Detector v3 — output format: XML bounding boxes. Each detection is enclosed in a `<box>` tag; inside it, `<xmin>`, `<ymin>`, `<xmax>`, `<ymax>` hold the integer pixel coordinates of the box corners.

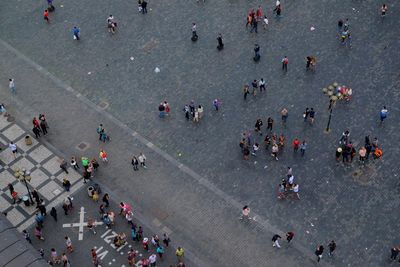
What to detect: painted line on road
<box><xmin>0</xmin><ymin>38</ymin><xmax>332</xmax><ymax>267</ymax></box>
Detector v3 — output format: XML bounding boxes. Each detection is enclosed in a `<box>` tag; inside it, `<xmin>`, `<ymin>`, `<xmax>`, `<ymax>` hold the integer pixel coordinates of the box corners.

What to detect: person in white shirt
<box><xmin>9</xmin><ymin>142</ymin><xmax>17</xmax><ymax>158</ymax></box>
<box><xmin>9</xmin><ymin>79</ymin><xmax>15</xmax><ymax>94</ymax></box>
<box><xmin>293</xmin><ymin>183</ymin><xmax>300</xmax><ymax>199</ymax></box>
<box><xmin>259</xmin><ymin>78</ymin><xmax>266</xmax><ymax>91</ymax></box>
<box><xmin>149</xmin><ymin>254</ymin><xmax>157</xmax><ymax>266</ymax></box>
<box><xmin>263</xmin><ymin>16</ymin><xmax>269</xmax><ymax>30</ymax></box>
<box><xmin>138</xmin><ymin>153</ymin><xmax>147</xmax><ymax>168</ymax></box>
<box><xmin>197</xmin><ymin>105</ymin><xmax>204</xmax><ymax>119</ymax></box>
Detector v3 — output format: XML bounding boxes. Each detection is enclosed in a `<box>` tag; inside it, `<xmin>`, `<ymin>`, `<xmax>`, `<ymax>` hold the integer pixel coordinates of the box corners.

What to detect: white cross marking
<box><xmin>62</xmin><ymin>206</ymin><xmax>103</xmax><ymax>240</ymax></box>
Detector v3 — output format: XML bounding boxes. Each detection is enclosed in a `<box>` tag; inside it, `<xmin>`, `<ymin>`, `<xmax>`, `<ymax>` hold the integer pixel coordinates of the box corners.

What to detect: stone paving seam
<box><xmin>0</xmin><ymin>37</ymin><xmax>332</xmax><ymax>265</ymax></box>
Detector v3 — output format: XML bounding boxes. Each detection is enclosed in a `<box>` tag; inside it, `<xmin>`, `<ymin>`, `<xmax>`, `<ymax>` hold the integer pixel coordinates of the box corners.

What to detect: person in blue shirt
<box><xmin>380</xmin><ymin>106</ymin><xmax>388</xmax><ymax>124</ymax></box>
<box><xmin>72</xmin><ymin>27</ymin><xmax>80</xmax><ymax>40</ymax></box>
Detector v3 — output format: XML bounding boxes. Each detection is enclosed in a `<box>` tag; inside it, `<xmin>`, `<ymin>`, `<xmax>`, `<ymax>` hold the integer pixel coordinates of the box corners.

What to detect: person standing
<box><xmin>60</xmin><ymin>159</ymin><xmax>69</xmax><ymax>174</ymax></box>
<box><xmin>61</xmin><ymin>252</ymin><xmax>70</xmax><ymax>267</ymax></box>
<box><xmin>250</xmin><ymin>15</ymin><xmax>258</xmax><ymax>33</ymax></box>
<box><xmin>9</xmin><ymin>142</ymin><xmax>17</xmax><ymax>159</ymax></box>
<box><xmin>50</xmin><ymin>207</ymin><xmax>58</xmax><ymax>221</ymax></box>
<box><xmin>328</xmin><ymin>240</ymin><xmax>336</xmax><ymax>256</ymax></box>
<box><xmin>267</xmin><ymin>117</ymin><xmax>274</xmax><ymax>131</ymax></box>
<box><xmin>34</xmin><ymin>226</ymin><xmax>45</xmax><ymax>240</ymax></box>
<box><xmin>217</xmin><ymin>33</ymin><xmax>224</xmax><ymax>50</ymax></box>
<box><xmin>272</xmin><ymin>234</ymin><xmax>281</xmax><ymax>248</ymax></box>
<box><xmin>303</xmin><ymin>108</ymin><xmax>310</xmax><ymax>122</ymax></box>
<box><xmin>65</xmin><ymin>236</ymin><xmax>74</xmax><ymax>253</ymax></box>
<box><xmin>281</xmin><ymin>108</ymin><xmax>288</xmax><ymax>124</ymax></box>
<box><xmin>213</xmin><ymin>99</ymin><xmax>220</xmax><ymax>111</ymax></box>
<box><xmin>40</xmin><ymin>120</ymin><xmax>48</xmax><ymax>134</ymax></box>
<box><xmin>380</xmin><ymin>106</ymin><xmax>388</xmax><ymax>124</ymax></box>
<box><xmin>43</xmin><ymin>9</ymin><xmax>50</xmax><ymax>23</ymax></box>
<box><xmin>315</xmin><ymin>245</ymin><xmax>324</xmax><ymax>262</ymax></box>
<box><xmin>251</xmin><ymin>80</ymin><xmax>258</xmax><ymax>95</ymax></box>
<box><xmin>293</xmin><ymin>183</ymin><xmax>300</xmax><ymax>199</ymax></box>
<box><xmin>162</xmin><ymin>233</ymin><xmax>171</xmax><ymax>247</ymax></box>
<box><xmin>282</xmin><ymin>56</ymin><xmax>288</xmax><ymax>71</ymax></box>
<box><xmin>381</xmin><ymin>4</ymin><xmax>388</xmax><ymax>18</ymax></box>
<box><xmin>99</xmin><ymin>149</ymin><xmax>108</xmax><ymax>162</ymax></box>
<box><xmin>286</xmin><ymin>232</ymin><xmax>294</xmax><ymax>243</ymax></box>
<box><xmin>293</xmin><ymin>138</ymin><xmax>300</xmax><ymax>152</ymax></box>
<box><xmin>259</xmin><ymin>78</ymin><xmax>266</xmax><ymax>92</ymax></box>
<box><xmin>254</xmin><ymin>119</ymin><xmax>263</xmax><ymax>135</ymax></box>
<box><xmin>149</xmin><ymin>254</ymin><xmax>157</xmax><ymax>267</ymax></box>
<box><xmin>309</xmin><ymin>108</ymin><xmax>315</xmax><ymax>124</ymax></box>
<box><xmin>271</xmin><ymin>143</ymin><xmax>279</xmax><ymax>161</ymax></box>
<box><xmin>300</xmin><ymin>140</ymin><xmax>307</xmax><ymax>156</ymax></box>
<box><xmin>141</xmin><ymin>0</ymin><xmax>148</xmax><ymax>14</ymax></box>
<box><xmin>9</xmin><ymin>78</ymin><xmax>16</xmax><ymax>94</ymax></box>
<box><xmin>70</xmin><ymin>156</ymin><xmax>79</xmax><ymax>170</ymax></box>
<box><xmin>72</xmin><ymin>26</ymin><xmax>80</xmax><ymax>40</ymax></box>
<box><xmin>263</xmin><ymin>15</ymin><xmax>269</xmax><ymax>30</ymax></box>
<box><xmin>390</xmin><ymin>246</ymin><xmax>399</xmax><ymax>260</ymax></box>
<box><xmin>138</xmin><ymin>152</ymin><xmax>147</xmax><ymax>168</ymax></box>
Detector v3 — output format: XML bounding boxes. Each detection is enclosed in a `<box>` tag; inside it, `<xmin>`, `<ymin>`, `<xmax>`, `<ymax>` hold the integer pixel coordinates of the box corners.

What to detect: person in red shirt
<box><xmin>293</xmin><ymin>138</ymin><xmax>300</xmax><ymax>152</ymax></box>
<box><xmin>282</xmin><ymin>56</ymin><xmax>289</xmax><ymax>71</ymax></box>
<box><xmin>43</xmin><ymin>9</ymin><xmax>50</xmax><ymax>23</ymax></box>
<box><xmin>256</xmin><ymin>6</ymin><xmax>263</xmax><ymax>20</ymax></box>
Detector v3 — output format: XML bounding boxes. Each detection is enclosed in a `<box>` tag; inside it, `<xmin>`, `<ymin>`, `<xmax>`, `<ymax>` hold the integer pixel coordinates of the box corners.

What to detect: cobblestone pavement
<box><xmin>1</xmin><ymin>0</ymin><xmax>400</xmax><ymax>266</ymax></box>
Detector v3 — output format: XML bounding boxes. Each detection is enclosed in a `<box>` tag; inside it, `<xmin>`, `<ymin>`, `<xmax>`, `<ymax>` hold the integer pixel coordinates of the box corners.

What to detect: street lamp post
<box><xmin>21</xmin><ymin>168</ymin><xmax>34</xmax><ymax>205</ymax></box>
<box><xmin>325</xmin><ymin>106</ymin><xmax>333</xmax><ymax>132</ymax></box>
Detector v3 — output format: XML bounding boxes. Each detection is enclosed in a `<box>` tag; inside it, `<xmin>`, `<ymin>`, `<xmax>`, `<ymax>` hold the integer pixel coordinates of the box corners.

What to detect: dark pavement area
<box><xmin>0</xmin><ymin>0</ymin><xmax>400</xmax><ymax>266</ymax></box>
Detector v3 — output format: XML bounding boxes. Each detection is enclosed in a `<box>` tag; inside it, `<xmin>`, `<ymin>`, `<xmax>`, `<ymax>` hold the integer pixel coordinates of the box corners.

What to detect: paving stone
<box><xmin>0</xmin><ymin>148</ymin><xmax>18</xmax><ymax>165</ymax></box>
<box><xmin>18</xmin><ymin>200</ymin><xmax>37</xmax><ymax>216</ymax></box>
<box><xmin>10</xmin><ymin>157</ymin><xmax>35</xmax><ymax>172</ymax></box>
<box><xmin>13</xmin><ymin>182</ymin><xmax>29</xmax><ymax>199</ymax></box>
<box><xmin>29</xmin><ymin>168</ymin><xmax>50</xmax><ymax>189</ymax></box>
<box><xmin>0</xmin><ymin>169</ymin><xmax>17</xmax><ymax>190</ymax></box>
<box><xmin>0</xmin><ymin>115</ymin><xmax>11</xmax><ymax>131</ymax></box>
<box><xmin>1</xmin><ymin>124</ymin><xmax>25</xmax><ymax>142</ymax></box>
<box><xmin>56</xmin><ymin>169</ymin><xmax>81</xmax><ymax>184</ymax></box>
<box><xmin>42</xmin><ymin>156</ymin><xmax>62</xmax><ymax>175</ymax></box>
<box><xmin>38</xmin><ymin>180</ymin><xmax>63</xmax><ymax>201</ymax></box>
<box><xmin>0</xmin><ymin>194</ymin><xmax>11</xmax><ymax>212</ymax></box>
<box><xmin>6</xmin><ymin>207</ymin><xmax>25</xmax><ymax>226</ymax></box>
<box><xmin>15</xmin><ymin>135</ymin><xmax>38</xmax><ymax>153</ymax></box>
<box><xmin>28</xmin><ymin>145</ymin><xmax>53</xmax><ymax>164</ymax></box>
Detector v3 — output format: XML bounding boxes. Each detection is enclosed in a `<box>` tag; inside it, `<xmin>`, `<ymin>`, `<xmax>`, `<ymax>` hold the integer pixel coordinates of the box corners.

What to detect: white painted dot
<box><xmin>130</xmin><ymin>57</ymin><xmax>134</xmax><ymax>61</ymax></box>
<box><xmin>120</xmin><ymin>252</ymin><xmax>124</xmax><ymax>255</ymax></box>
<box><xmin>108</xmin><ymin>262</ymin><xmax>112</xmax><ymax>265</ymax></box>
<box><xmin>112</xmin><ymin>259</ymin><xmax>116</xmax><ymax>262</ymax></box>
<box><xmin>139</xmin><ymin>254</ymin><xmax>142</xmax><ymax>257</ymax></box>
<box><xmin>88</xmin><ymin>72</ymin><xmax>92</xmax><ymax>75</ymax></box>
<box><xmin>128</xmin><ymin>245</ymin><xmax>132</xmax><ymax>248</ymax></box>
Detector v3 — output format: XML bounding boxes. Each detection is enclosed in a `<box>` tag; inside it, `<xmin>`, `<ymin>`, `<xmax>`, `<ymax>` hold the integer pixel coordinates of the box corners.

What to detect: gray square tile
<box><xmin>0</xmin><ymin>115</ymin><xmax>11</xmax><ymax>131</ymax></box>
<box><xmin>6</xmin><ymin>207</ymin><xmax>26</xmax><ymax>226</ymax></box>
<box><xmin>0</xmin><ymin>194</ymin><xmax>11</xmax><ymax>212</ymax></box>
<box><xmin>0</xmin><ymin>148</ymin><xmax>19</xmax><ymax>165</ymax></box>
<box><xmin>2</xmin><ymin>124</ymin><xmax>26</xmax><ymax>142</ymax></box>
<box><xmin>10</xmin><ymin>157</ymin><xmax>35</xmax><ymax>172</ymax></box>
<box><xmin>15</xmin><ymin>135</ymin><xmax>38</xmax><ymax>153</ymax></box>
<box><xmin>29</xmin><ymin>145</ymin><xmax>53</xmax><ymax>163</ymax></box>
<box><xmin>13</xmin><ymin>182</ymin><xmax>29</xmax><ymax>198</ymax></box>
<box><xmin>38</xmin><ymin>180</ymin><xmax>63</xmax><ymax>201</ymax></box>
<box><xmin>18</xmin><ymin>200</ymin><xmax>37</xmax><ymax>215</ymax></box>
<box><xmin>0</xmin><ymin>170</ymin><xmax>16</xmax><ymax>190</ymax></box>
<box><xmin>42</xmin><ymin>156</ymin><xmax>62</xmax><ymax>175</ymax></box>
<box><xmin>56</xmin><ymin>169</ymin><xmax>81</xmax><ymax>184</ymax></box>
<box><xmin>29</xmin><ymin>169</ymin><xmax>50</xmax><ymax>188</ymax></box>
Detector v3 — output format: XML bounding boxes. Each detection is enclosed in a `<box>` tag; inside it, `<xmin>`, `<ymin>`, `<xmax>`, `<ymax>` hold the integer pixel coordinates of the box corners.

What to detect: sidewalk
<box><xmin>0</xmin><ymin>40</ymin><xmax>324</xmax><ymax>266</ymax></box>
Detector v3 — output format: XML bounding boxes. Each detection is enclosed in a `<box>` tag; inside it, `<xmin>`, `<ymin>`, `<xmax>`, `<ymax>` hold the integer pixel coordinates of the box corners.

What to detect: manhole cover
<box><xmin>7</xmin><ymin>116</ymin><xmax>15</xmax><ymax>122</ymax></box>
<box><xmin>76</xmin><ymin>142</ymin><xmax>89</xmax><ymax>151</ymax></box>
<box><xmin>98</xmin><ymin>101</ymin><xmax>109</xmax><ymax>110</ymax></box>
<box><xmin>141</xmin><ymin>38</ymin><xmax>160</xmax><ymax>53</ymax></box>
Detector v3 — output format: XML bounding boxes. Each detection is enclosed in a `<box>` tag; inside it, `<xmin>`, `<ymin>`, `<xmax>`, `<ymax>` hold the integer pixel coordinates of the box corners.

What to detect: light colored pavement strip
<box><xmin>0</xmin><ymin>38</ymin><xmax>332</xmax><ymax>266</ymax></box>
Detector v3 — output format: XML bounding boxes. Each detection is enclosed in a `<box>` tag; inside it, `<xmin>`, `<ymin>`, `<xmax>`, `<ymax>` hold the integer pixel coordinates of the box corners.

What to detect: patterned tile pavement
<box><xmin>0</xmin><ymin>115</ymin><xmax>83</xmax><ymax>228</ymax></box>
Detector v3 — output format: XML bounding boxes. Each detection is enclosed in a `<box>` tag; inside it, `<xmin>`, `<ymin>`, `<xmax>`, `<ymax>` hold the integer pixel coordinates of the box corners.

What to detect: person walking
<box><xmin>70</xmin><ymin>156</ymin><xmax>79</xmax><ymax>170</ymax></box>
<box><xmin>102</xmin><ymin>193</ymin><xmax>110</xmax><ymax>207</ymax></box>
<box><xmin>253</xmin><ymin>44</ymin><xmax>260</xmax><ymax>61</ymax></box>
<box><xmin>99</xmin><ymin>149</ymin><xmax>108</xmax><ymax>162</ymax></box>
<box><xmin>23</xmin><ymin>230</ymin><xmax>32</xmax><ymax>243</ymax></box>
<box><xmin>300</xmin><ymin>140</ymin><xmax>307</xmax><ymax>156</ymax></box>
<box><xmin>282</xmin><ymin>56</ymin><xmax>288</xmax><ymax>71</ymax></box>
<box><xmin>243</xmin><ymin>85</ymin><xmax>250</xmax><ymax>100</ymax></box>
<box><xmin>286</xmin><ymin>232</ymin><xmax>294</xmax><ymax>243</ymax></box>
<box><xmin>303</xmin><ymin>108</ymin><xmax>310</xmax><ymax>122</ymax></box>
<box><xmin>61</xmin><ymin>252</ymin><xmax>70</xmax><ymax>267</ymax></box>
<box><xmin>213</xmin><ymin>99</ymin><xmax>220</xmax><ymax>111</ymax></box>
<box><xmin>141</xmin><ymin>0</ymin><xmax>148</xmax><ymax>14</ymax></box>
<box><xmin>250</xmin><ymin>16</ymin><xmax>258</xmax><ymax>33</ymax></box>
<box><xmin>254</xmin><ymin>119</ymin><xmax>263</xmax><ymax>135</ymax></box>
<box><xmin>50</xmin><ymin>207</ymin><xmax>58</xmax><ymax>221</ymax></box>
<box><xmin>272</xmin><ymin>234</ymin><xmax>281</xmax><ymax>248</ymax></box>
<box><xmin>131</xmin><ymin>156</ymin><xmax>139</xmax><ymax>171</ymax></box>
<box><xmin>217</xmin><ymin>33</ymin><xmax>224</xmax><ymax>50</ymax></box>
<box><xmin>381</xmin><ymin>4</ymin><xmax>388</xmax><ymax>18</ymax></box>
<box><xmin>65</xmin><ymin>236</ymin><xmax>74</xmax><ymax>253</ymax></box>
<box><xmin>176</xmin><ymin>247</ymin><xmax>184</xmax><ymax>262</ymax></box>
<box><xmin>162</xmin><ymin>233</ymin><xmax>171</xmax><ymax>247</ymax></box>
<box><xmin>191</xmin><ymin>23</ymin><xmax>198</xmax><ymax>41</ymax></box>
<box><xmin>271</xmin><ymin>143</ymin><xmax>279</xmax><ymax>161</ymax></box>
<box><xmin>34</xmin><ymin>226</ymin><xmax>45</xmax><ymax>240</ymax></box>
<box><xmin>251</xmin><ymin>79</ymin><xmax>258</xmax><ymax>95</ymax></box>
<box><xmin>328</xmin><ymin>240</ymin><xmax>336</xmax><ymax>256</ymax></box>
<box><xmin>281</xmin><ymin>108</ymin><xmax>288</xmax><ymax>124</ymax></box>
<box><xmin>267</xmin><ymin>117</ymin><xmax>274</xmax><ymax>131</ymax></box>
<box><xmin>259</xmin><ymin>78</ymin><xmax>266</xmax><ymax>92</ymax></box>
<box><xmin>156</xmin><ymin>245</ymin><xmax>165</xmax><ymax>259</ymax></box>
<box><xmin>263</xmin><ymin>15</ymin><xmax>269</xmax><ymax>30</ymax></box>
<box><xmin>40</xmin><ymin>120</ymin><xmax>48</xmax><ymax>134</ymax></box>
<box><xmin>309</xmin><ymin>108</ymin><xmax>315</xmax><ymax>124</ymax></box>
<box><xmin>35</xmin><ymin>213</ymin><xmax>44</xmax><ymax>228</ymax></box>
<box><xmin>391</xmin><ymin>246</ymin><xmax>399</xmax><ymax>260</ymax></box>
<box><xmin>43</xmin><ymin>9</ymin><xmax>50</xmax><ymax>23</ymax></box>
<box><xmin>9</xmin><ymin>142</ymin><xmax>17</xmax><ymax>159</ymax></box>
<box><xmin>138</xmin><ymin>152</ymin><xmax>147</xmax><ymax>168</ymax></box>
<box><xmin>380</xmin><ymin>106</ymin><xmax>388</xmax><ymax>124</ymax></box>
<box><xmin>72</xmin><ymin>26</ymin><xmax>80</xmax><ymax>40</ymax></box>
<box><xmin>315</xmin><ymin>245</ymin><xmax>324</xmax><ymax>262</ymax></box>
<box><xmin>293</xmin><ymin>138</ymin><xmax>300</xmax><ymax>152</ymax></box>
<box><xmin>51</xmin><ymin>248</ymin><xmax>61</xmax><ymax>264</ymax></box>
<box><xmin>60</xmin><ymin>159</ymin><xmax>69</xmax><ymax>174</ymax></box>
<box><xmin>9</xmin><ymin>78</ymin><xmax>16</xmax><ymax>94</ymax></box>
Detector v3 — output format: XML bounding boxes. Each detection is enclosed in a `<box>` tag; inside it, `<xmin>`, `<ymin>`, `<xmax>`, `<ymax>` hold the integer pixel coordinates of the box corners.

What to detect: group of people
<box><xmin>277</xmin><ymin>167</ymin><xmax>300</xmax><ymax>199</ymax></box>
<box><xmin>183</xmin><ymin>101</ymin><xmax>204</xmax><ymax>123</ymax></box>
<box><xmin>32</xmin><ymin>114</ymin><xmax>49</xmax><ymax>138</ymax></box>
<box><xmin>335</xmin><ymin>131</ymin><xmax>383</xmax><ymax>164</ymax></box>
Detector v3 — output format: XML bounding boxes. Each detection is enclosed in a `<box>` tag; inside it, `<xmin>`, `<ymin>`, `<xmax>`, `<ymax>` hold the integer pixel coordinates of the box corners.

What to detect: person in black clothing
<box><xmin>286</xmin><ymin>232</ymin><xmax>294</xmax><ymax>243</ymax></box>
<box><xmin>40</xmin><ymin>120</ymin><xmax>48</xmax><ymax>135</ymax></box>
<box><xmin>59</xmin><ymin>159</ymin><xmax>69</xmax><ymax>174</ymax></box>
<box><xmin>50</xmin><ymin>207</ymin><xmax>58</xmax><ymax>222</ymax></box>
<box><xmin>328</xmin><ymin>240</ymin><xmax>336</xmax><ymax>256</ymax></box>
<box><xmin>102</xmin><ymin>193</ymin><xmax>110</xmax><ymax>207</ymax></box>
<box><xmin>315</xmin><ymin>245</ymin><xmax>324</xmax><ymax>262</ymax></box>
<box><xmin>32</xmin><ymin>126</ymin><xmax>41</xmax><ymax>138</ymax></box>
<box><xmin>38</xmin><ymin>200</ymin><xmax>47</xmax><ymax>216</ymax></box>
<box><xmin>217</xmin><ymin>33</ymin><xmax>224</xmax><ymax>50</ymax></box>
<box><xmin>141</xmin><ymin>1</ymin><xmax>147</xmax><ymax>14</ymax></box>
<box><xmin>131</xmin><ymin>156</ymin><xmax>139</xmax><ymax>171</ymax></box>
<box><xmin>253</xmin><ymin>44</ymin><xmax>260</xmax><ymax>62</ymax></box>
<box><xmin>32</xmin><ymin>189</ymin><xmax>41</xmax><ymax>206</ymax></box>
<box><xmin>62</xmin><ymin>179</ymin><xmax>71</xmax><ymax>191</ymax></box>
